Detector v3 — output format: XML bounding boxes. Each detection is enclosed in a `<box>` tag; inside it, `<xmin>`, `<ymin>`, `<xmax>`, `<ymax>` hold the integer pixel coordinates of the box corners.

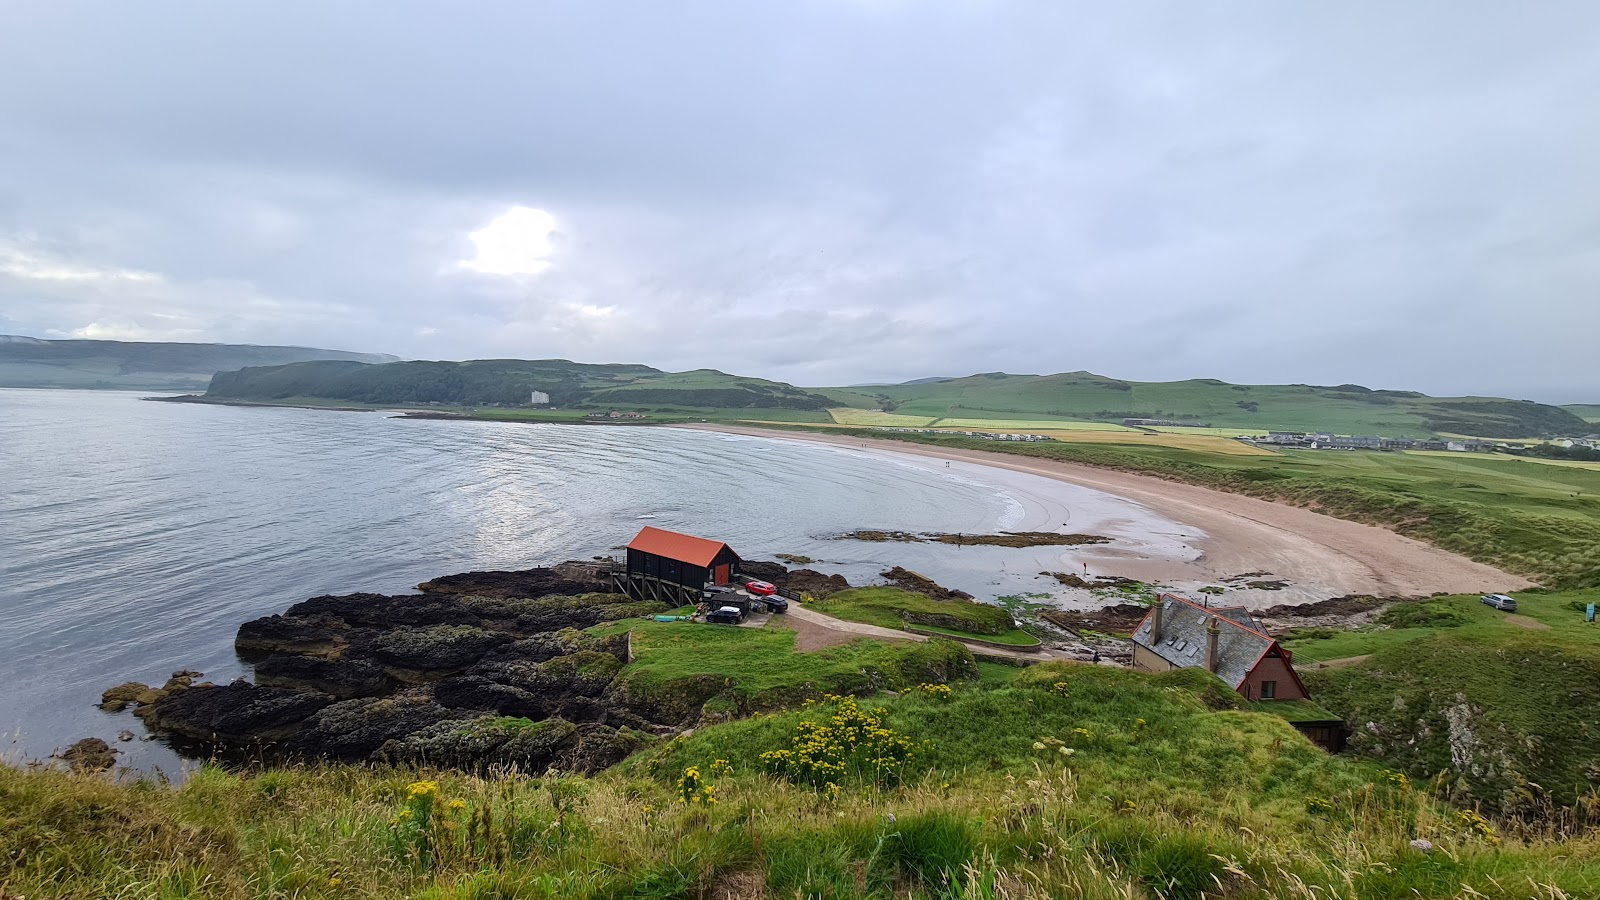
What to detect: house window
<box><xmin>1260</xmin><ymin>680</ymin><xmax>1277</xmax><ymax>699</ymax></box>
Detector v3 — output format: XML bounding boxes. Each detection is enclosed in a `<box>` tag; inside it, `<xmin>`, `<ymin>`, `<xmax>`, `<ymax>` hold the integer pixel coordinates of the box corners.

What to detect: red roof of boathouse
<box><xmin>626</xmin><ymin>526</ymin><xmax>737</xmax><ymax>567</ymax></box>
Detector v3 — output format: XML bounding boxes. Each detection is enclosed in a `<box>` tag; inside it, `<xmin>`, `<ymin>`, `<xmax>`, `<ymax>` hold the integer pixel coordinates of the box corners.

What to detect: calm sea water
<box><xmin>2</xmin><ymin>388</ymin><xmax>1083</xmax><ymax>772</ymax></box>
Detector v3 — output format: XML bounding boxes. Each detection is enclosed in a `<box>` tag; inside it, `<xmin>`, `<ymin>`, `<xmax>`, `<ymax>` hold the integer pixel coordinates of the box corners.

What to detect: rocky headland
<box><xmin>99</xmin><ymin>559</ymin><xmax>967</xmax><ymax>776</ymax></box>
<box><xmin>103</xmin><ymin>564</ymin><xmax>681</xmax><ymax>775</ymax></box>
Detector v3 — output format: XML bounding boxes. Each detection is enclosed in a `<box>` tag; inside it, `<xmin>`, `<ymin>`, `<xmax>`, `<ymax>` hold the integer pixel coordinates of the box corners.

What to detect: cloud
<box><xmin>0</xmin><ymin>2</ymin><xmax>1596</xmax><ymax>401</ymax></box>
<box><xmin>0</xmin><ymin>244</ymin><xmax>163</xmax><ymax>284</ymax></box>
<box><xmin>459</xmin><ymin>206</ymin><xmax>558</xmax><ymax>277</ymax></box>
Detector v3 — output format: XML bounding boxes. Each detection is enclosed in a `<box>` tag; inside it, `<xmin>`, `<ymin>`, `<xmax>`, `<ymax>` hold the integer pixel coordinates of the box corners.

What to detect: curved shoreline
<box><xmin>672</xmin><ymin>423</ymin><xmax>1533</xmax><ymax>604</ymax></box>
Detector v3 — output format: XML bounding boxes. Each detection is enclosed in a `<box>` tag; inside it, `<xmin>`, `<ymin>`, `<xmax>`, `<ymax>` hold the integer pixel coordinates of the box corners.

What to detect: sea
<box><xmin>0</xmin><ymin>388</ymin><xmax>1191</xmax><ymax>773</ymax></box>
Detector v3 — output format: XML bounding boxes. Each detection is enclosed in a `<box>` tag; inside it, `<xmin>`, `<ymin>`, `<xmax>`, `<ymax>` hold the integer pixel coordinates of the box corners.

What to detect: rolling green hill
<box><xmin>0</xmin><ymin>335</ymin><xmax>397</xmax><ymax>391</ymax></box>
<box><xmin>205</xmin><ymin>358</ymin><xmax>837</xmax><ymax>410</ymax></box>
<box><xmin>825</xmin><ymin>372</ymin><xmax>1589</xmax><ymax>439</ymax></box>
<box><xmin>1565</xmin><ymin>404</ymin><xmax>1600</xmax><ymax>424</ymax></box>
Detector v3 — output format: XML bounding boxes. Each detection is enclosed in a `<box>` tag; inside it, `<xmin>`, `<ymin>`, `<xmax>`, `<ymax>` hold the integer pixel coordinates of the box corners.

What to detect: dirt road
<box><xmin>676</xmin><ymin>424</ymin><xmax>1532</xmax><ymax>601</ymax></box>
<box><xmin>778</xmin><ymin>604</ymin><xmax>1066</xmax><ymax>662</ymax></box>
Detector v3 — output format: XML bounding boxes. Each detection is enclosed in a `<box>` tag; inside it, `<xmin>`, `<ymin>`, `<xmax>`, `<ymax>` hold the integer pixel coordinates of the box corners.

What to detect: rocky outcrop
<box><xmin>417</xmin><ymin>567</ymin><xmax>605</xmax><ymax>600</ymax></box>
<box><xmin>136</xmin><ymin>681</ymin><xmax>334</xmax><ymax>745</ymax></box>
<box><xmin>57</xmin><ymin>737</ymin><xmax>117</xmax><ymax>772</ymax></box>
<box><xmin>111</xmin><ymin>566</ymin><xmax>672</xmax><ymax>772</ymax></box>
<box><xmin>740</xmin><ymin>560</ymin><xmax>853</xmax><ymax>599</ymax></box>
<box><xmin>880</xmin><ymin>566</ymin><xmax>974</xmax><ymax>601</ymax></box>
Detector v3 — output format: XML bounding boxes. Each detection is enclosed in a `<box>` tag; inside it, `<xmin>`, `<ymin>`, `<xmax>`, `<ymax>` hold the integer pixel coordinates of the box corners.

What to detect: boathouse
<box><xmin>615</xmin><ymin>526</ymin><xmax>741</xmax><ymax>605</ymax></box>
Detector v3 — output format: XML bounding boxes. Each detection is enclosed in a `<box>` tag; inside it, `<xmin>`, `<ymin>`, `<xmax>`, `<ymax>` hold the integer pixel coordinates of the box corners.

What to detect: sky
<box><xmin>1</xmin><ymin>2</ymin><xmax>1596</xmax><ymax>402</ymax></box>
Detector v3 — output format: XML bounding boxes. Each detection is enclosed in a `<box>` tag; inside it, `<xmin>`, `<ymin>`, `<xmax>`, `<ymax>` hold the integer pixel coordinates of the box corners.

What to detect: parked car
<box><xmin>762</xmin><ymin>595</ymin><xmax>789</xmax><ymax>614</ymax></box>
<box><xmin>706</xmin><ymin>604</ymin><xmax>745</xmax><ymax>625</ymax></box>
<box><xmin>1481</xmin><ymin>593</ymin><xmax>1518</xmax><ymax>612</ymax></box>
<box><xmin>745</xmin><ymin>580</ymin><xmax>777</xmax><ymax>596</ymax></box>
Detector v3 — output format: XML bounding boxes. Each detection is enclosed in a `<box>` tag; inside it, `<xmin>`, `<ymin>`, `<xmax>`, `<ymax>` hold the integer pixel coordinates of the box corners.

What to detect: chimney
<box><xmin>1205</xmin><ymin>617</ymin><xmax>1221</xmax><ymax>672</ymax></box>
<box><xmin>1149</xmin><ymin>597</ymin><xmax>1165</xmax><ymax>645</ymax></box>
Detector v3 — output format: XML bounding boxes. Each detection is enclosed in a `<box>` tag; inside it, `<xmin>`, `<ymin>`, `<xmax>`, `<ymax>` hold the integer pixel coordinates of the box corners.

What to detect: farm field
<box><xmin>827</xmin><ymin>408</ymin><xmax>938</xmax><ymax>427</ymax></box>
<box><xmin>1565</xmin><ymin>404</ymin><xmax>1600</xmax><ymax>423</ymax></box>
<box><xmin>928</xmin><ymin>416</ymin><xmax>1134</xmax><ymax>432</ymax></box>
<box><xmin>1405</xmin><ymin>450</ymin><xmax>1600</xmax><ymax>471</ymax></box>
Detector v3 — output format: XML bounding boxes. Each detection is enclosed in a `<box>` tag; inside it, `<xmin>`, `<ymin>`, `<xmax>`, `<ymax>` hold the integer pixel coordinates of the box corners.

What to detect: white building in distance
<box><xmin>530</xmin><ymin>391</ymin><xmax>551</xmax><ymax>405</ymax></box>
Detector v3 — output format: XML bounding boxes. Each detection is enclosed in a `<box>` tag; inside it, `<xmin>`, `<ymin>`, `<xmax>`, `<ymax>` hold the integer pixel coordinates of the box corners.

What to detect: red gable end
<box><xmin>626</xmin><ymin>526</ymin><xmax>735</xmax><ymax>568</ymax></box>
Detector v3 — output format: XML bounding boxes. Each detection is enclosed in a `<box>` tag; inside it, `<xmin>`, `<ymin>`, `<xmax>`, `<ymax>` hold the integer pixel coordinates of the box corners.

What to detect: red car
<box><xmin>745</xmin><ymin>580</ymin><xmax>777</xmax><ymax>596</ymax></box>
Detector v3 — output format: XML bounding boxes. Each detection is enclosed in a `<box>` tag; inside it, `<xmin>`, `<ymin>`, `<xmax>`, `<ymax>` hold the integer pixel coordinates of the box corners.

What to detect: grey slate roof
<box><xmin>1130</xmin><ymin>595</ymin><xmax>1273</xmax><ymax>689</ymax></box>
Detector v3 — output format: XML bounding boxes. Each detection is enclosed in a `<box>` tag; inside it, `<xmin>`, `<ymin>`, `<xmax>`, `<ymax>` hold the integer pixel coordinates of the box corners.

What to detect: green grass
<box><xmin>974</xmin><ymin>659</ymin><xmax>1026</xmax><ymax>684</ymax></box>
<box><xmin>909</xmin><ymin>623</ymin><xmax>1042</xmax><ymax>646</ymax></box>
<box><xmin>1282</xmin><ymin>588</ymin><xmax>1600</xmax><ymax>812</ymax></box>
<box><xmin>589</xmin><ymin>619</ymin><xmax>976</xmax><ymax>718</ymax></box>
<box><xmin>1246</xmin><ymin>699</ymin><xmax>1341</xmax><ymax>722</ymax></box>
<box><xmin>1564</xmin><ymin>404</ymin><xmax>1600</xmax><ymax>424</ymax></box>
<box><xmin>1284</xmin><ymin>589</ymin><xmax>1600</xmax><ymax>664</ymax></box>
<box><xmin>810</xmin><ymin>587</ymin><xmax>1019</xmax><ymax>637</ymax></box>
<box><xmin>7</xmin><ymin>664</ymin><xmax>1600</xmax><ymax>898</ymax></box>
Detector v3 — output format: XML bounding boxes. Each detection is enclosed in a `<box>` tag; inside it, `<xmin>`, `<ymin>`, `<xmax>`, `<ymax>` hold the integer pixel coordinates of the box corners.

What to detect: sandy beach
<box><xmin>675</xmin><ymin>423</ymin><xmax>1533</xmax><ymax>605</ymax></box>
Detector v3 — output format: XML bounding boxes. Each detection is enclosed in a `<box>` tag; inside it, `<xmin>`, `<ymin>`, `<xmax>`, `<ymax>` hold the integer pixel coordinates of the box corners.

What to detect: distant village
<box><xmin>1246</xmin><ymin>431</ymin><xmax>1600</xmax><ymax>454</ymax></box>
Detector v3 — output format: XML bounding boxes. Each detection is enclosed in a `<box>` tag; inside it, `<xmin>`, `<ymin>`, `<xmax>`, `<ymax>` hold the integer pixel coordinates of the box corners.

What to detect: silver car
<box><xmin>1480</xmin><ymin>593</ymin><xmax>1518</xmax><ymax>612</ymax></box>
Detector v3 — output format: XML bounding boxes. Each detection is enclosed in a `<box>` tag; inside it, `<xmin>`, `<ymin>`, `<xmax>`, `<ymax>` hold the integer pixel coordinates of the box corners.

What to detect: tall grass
<box><xmin>6</xmin><ymin>665</ymin><xmax>1600</xmax><ymax>898</ymax></box>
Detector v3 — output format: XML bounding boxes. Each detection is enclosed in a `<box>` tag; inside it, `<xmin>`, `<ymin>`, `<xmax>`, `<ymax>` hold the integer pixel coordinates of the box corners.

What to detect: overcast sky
<box><xmin>1</xmin><ymin>2</ymin><xmax>1596</xmax><ymax>401</ymax></box>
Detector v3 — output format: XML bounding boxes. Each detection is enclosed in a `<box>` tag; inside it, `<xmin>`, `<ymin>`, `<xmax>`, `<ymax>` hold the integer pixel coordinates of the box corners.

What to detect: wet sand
<box><xmin>675</xmin><ymin>424</ymin><xmax>1533</xmax><ymax>606</ymax></box>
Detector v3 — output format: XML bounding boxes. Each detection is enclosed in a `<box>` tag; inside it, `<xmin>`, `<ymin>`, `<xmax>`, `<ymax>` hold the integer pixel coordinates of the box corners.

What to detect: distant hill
<box><xmin>206</xmin><ymin>359</ymin><xmax>837</xmax><ymax>410</ymax></box>
<box><xmin>0</xmin><ymin>336</ymin><xmax>399</xmax><ymax>391</ymax></box>
<box><xmin>821</xmin><ymin>371</ymin><xmax>1590</xmax><ymax>439</ymax></box>
<box><xmin>1565</xmin><ymin>405</ymin><xmax>1600</xmax><ymax>425</ymax></box>
<box><xmin>185</xmin><ymin>351</ymin><xmax>1592</xmax><ymax>437</ymax></box>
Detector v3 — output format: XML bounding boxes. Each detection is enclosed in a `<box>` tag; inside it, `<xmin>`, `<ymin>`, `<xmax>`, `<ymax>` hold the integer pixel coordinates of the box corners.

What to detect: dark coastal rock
<box><xmin>417</xmin><ymin>568</ymin><xmax>602</xmax><ymax>600</ymax></box>
<box><xmin>880</xmin><ymin>566</ymin><xmax>974</xmax><ymax>601</ymax></box>
<box><xmin>740</xmin><ymin>560</ymin><xmax>788</xmax><ymax>582</ymax></box>
<box><xmin>462</xmin><ymin>593</ymin><xmax>665</xmax><ymax>633</ymax></box>
<box><xmin>432</xmin><ymin>676</ymin><xmax>544</xmax><ymax>717</ymax></box>
<box><xmin>376</xmin><ymin>716</ymin><xmax>644</xmax><ymax>774</ymax></box>
<box><xmin>286</xmin><ymin>592</ymin><xmax>482</xmax><ymax>629</ymax></box>
<box><xmin>782</xmin><ymin>568</ymin><xmax>851</xmax><ymax>598</ymax></box>
<box><xmin>254</xmin><ymin>655</ymin><xmax>392</xmax><ymax>699</ymax></box>
<box><xmin>119</xmin><ymin>568</ymin><xmax>675</xmax><ymax>772</ymax></box>
<box><xmin>371</xmin><ymin>625</ymin><xmax>508</xmax><ymax>679</ymax></box>
<box><xmin>477</xmin><ymin>628</ymin><xmax>629</xmax><ymax>666</ymax></box>
<box><xmin>602</xmin><ymin>672</ymin><xmax>729</xmax><ymax>727</ymax></box>
<box><xmin>137</xmin><ymin>683</ymin><xmax>333</xmax><ymax>744</ymax></box>
<box><xmin>557</xmin><ymin>723</ymin><xmax>651</xmax><ymax>773</ymax></box>
<box><xmin>287</xmin><ymin>695</ymin><xmax>468</xmax><ymax>760</ymax></box>
<box><xmin>58</xmin><ymin>737</ymin><xmax>117</xmax><ymax>772</ymax></box>
<box><xmin>236</xmin><ymin>614</ymin><xmax>348</xmax><ymax>657</ymax></box>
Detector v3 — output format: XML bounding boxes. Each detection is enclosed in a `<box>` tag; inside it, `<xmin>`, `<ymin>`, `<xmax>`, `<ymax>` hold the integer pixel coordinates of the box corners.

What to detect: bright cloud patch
<box><xmin>460</xmin><ymin>206</ymin><xmax>557</xmax><ymax>276</ymax></box>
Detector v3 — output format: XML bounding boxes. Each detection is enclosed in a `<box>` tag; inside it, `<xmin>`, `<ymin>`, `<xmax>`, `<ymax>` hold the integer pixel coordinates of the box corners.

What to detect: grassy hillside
<box><xmin>205</xmin><ymin>359</ymin><xmax>837</xmax><ymax>411</ymax></box>
<box><xmin>0</xmin><ymin>335</ymin><xmax>396</xmax><ymax>391</ymax></box>
<box><xmin>828</xmin><ymin>372</ymin><xmax>1587</xmax><ymax>439</ymax></box>
<box><xmin>808</xmin><ymin>587</ymin><xmax>1041</xmax><ymax>646</ymax></box>
<box><xmin>1565</xmin><ymin>404</ymin><xmax>1600</xmax><ymax>424</ymax></box>
<box><xmin>9</xmin><ymin>662</ymin><xmax>1598</xmax><ymax>899</ymax></box>
<box><xmin>1290</xmin><ymin>588</ymin><xmax>1600</xmax><ymax>815</ymax></box>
